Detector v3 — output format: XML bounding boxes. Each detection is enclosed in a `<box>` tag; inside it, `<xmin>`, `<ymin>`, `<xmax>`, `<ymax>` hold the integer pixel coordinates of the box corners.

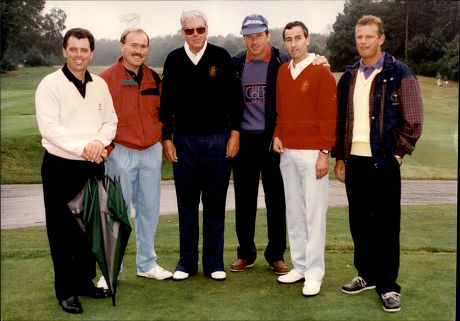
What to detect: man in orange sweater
<box><xmin>273</xmin><ymin>21</ymin><xmax>337</xmax><ymax>297</ymax></box>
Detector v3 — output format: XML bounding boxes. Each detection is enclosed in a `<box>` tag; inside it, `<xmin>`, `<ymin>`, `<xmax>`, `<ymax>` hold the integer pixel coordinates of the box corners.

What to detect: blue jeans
<box><xmin>106</xmin><ymin>142</ymin><xmax>162</xmax><ymax>272</ymax></box>
<box><xmin>173</xmin><ymin>134</ymin><xmax>231</xmax><ymax>276</ymax></box>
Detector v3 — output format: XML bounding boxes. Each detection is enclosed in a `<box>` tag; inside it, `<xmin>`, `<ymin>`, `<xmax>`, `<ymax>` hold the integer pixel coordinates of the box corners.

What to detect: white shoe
<box><xmin>96</xmin><ymin>274</ymin><xmax>120</xmax><ymax>290</ymax></box>
<box><xmin>278</xmin><ymin>270</ymin><xmax>305</xmax><ymax>284</ymax></box>
<box><xmin>210</xmin><ymin>271</ymin><xmax>226</xmax><ymax>281</ymax></box>
<box><xmin>302</xmin><ymin>280</ymin><xmax>321</xmax><ymax>296</ymax></box>
<box><xmin>137</xmin><ymin>265</ymin><xmax>173</xmax><ymax>280</ymax></box>
<box><xmin>97</xmin><ymin>276</ymin><xmax>109</xmax><ymax>290</ymax></box>
<box><xmin>173</xmin><ymin>271</ymin><xmax>189</xmax><ymax>280</ymax></box>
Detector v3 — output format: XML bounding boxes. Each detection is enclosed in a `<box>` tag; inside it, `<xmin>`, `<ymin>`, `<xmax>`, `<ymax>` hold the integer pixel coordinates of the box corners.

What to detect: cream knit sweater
<box><xmin>35</xmin><ymin>69</ymin><xmax>118</xmax><ymax>160</ymax></box>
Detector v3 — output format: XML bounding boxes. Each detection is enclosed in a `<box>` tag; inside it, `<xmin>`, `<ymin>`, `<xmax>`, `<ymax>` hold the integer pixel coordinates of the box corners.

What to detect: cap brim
<box><xmin>240</xmin><ymin>26</ymin><xmax>268</xmax><ymax>35</ymax></box>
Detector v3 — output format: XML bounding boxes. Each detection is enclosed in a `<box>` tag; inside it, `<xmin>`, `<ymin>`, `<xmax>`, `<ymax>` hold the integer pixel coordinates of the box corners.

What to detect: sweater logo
<box><xmin>391</xmin><ymin>90</ymin><xmax>401</xmax><ymax>106</ymax></box>
<box><xmin>300</xmin><ymin>80</ymin><xmax>310</xmax><ymax>92</ymax></box>
<box><xmin>209</xmin><ymin>66</ymin><xmax>217</xmax><ymax>77</ymax></box>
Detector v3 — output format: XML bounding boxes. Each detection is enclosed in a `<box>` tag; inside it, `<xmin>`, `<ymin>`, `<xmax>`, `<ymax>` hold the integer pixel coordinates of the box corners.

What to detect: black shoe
<box><xmin>341</xmin><ymin>276</ymin><xmax>376</xmax><ymax>294</ymax></box>
<box><xmin>381</xmin><ymin>291</ymin><xmax>401</xmax><ymax>312</ymax></box>
<box><xmin>80</xmin><ymin>285</ymin><xmax>111</xmax><ymax>299</ymax></box>
<box><xmin>59</xmin><ymin>296</ymin><xmax>83</xmax><ymax>314</ymax></box>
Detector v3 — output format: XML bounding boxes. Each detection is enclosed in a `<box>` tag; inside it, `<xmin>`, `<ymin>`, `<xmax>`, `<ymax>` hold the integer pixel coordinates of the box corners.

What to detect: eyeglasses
<box><xmin>183</xmin><ymin>27</ymin><xmax>206</xmax><ymax>36</ymax></box>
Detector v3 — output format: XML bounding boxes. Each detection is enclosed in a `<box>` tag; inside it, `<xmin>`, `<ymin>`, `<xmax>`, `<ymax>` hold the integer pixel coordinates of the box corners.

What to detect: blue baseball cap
<box><xmin>240</xmin><ymin>14</ymin><xmax>269</xmax><ymax>35</ymax></box>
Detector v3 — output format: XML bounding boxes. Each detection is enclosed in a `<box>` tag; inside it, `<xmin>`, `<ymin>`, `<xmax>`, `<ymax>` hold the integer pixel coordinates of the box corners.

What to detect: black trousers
<box><xmin>232</xmin><ymin>132</ymin><xmax>286</xmax><ymax>264</ymax></box>
<box><xmin>345</xmin><ymin>155</ymin><xmax>402</xmax><ymax>294</ymax></box>
<box><xmin>41</xmin><ymin>151</ymin><xmax>103</xmax><ymax>301</ymax></box>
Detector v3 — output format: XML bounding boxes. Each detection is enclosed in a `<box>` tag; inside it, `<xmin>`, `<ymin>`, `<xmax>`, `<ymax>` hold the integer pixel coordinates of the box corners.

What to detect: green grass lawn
<box><xmin>0</xmin><ymin>67</ymin><xmax>458</xmax><ymax>183</ymax></box>
<box><xmin>1</xmin><ymin>205</ymin><xmax>456</xmax><ymax>320</ymax></box>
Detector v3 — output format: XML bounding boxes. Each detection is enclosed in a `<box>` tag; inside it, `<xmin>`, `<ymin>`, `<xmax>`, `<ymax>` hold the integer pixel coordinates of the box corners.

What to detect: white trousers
<box><xmin>280</xmin><ymin>149</ymin><xmax>328</xmax><ymax>282</ymax></box>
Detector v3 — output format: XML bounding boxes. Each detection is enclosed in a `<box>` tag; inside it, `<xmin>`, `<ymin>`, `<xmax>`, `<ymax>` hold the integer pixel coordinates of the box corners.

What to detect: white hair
<box><xmin>180</xmin><ymin>10</ymin><xmax>208</xmax><ymax>28</ymax></box>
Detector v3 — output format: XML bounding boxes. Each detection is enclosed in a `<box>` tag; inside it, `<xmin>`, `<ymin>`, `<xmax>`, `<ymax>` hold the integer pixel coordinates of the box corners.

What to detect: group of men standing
<box><xmin>35</xmin><ymin>9</ymin><xmax>423</xmax><ymax>316</ymax></box>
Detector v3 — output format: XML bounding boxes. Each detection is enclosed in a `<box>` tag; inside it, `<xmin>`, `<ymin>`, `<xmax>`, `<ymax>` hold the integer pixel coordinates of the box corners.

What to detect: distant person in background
<box><xmin>334</xmin><ymin>15</ymin><xmax>423</xmax><ymax>313</ymax></box>
<box><xmin>160</xmin><ymin>10</ymin><xmax>243</xmax><ymax>281</ymax></box>
<box><xmin>442</xmin><ymin>74</ymin><xmax>449</xmax><ymax>87</ymax></box>
<box><xmin>98</xmin><ymin>28</ymin><xmax>173</xmax><ymax>289</ymax></box>
<box><xmin>436</xmin><ymin>72</ymin><xmax>442</xmax><ymax>86</ymax></box>
<box><xmin>35</xmin><ymin>27</ymin><xmax>116</xmax><ymax>314</ymax></box>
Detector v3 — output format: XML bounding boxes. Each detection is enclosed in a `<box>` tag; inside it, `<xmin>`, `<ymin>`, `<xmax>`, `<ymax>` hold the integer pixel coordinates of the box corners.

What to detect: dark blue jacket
<box><xmin>335</xmin><ymin>52</ymin><xmax>423</xmax><ymax>168</ymax></box>
<box><xmin>233</xmin><ymin>47</ymin><xmax>290</xmax><ymax>149</ymax></box>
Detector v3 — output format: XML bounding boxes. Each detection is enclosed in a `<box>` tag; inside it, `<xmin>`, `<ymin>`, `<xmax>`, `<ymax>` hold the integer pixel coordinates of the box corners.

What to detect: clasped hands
<box><xmin>81</xmin><ymin>140</ymin><xmax>107</xmax><ymax>164</ymax></box>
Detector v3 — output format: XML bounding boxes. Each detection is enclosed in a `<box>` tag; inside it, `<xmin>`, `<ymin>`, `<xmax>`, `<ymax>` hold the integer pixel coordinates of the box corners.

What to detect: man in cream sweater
<box><xmin>35</xmin><ymin>28</ymin><xmax>117</xmax><ymax>314</ymax></box>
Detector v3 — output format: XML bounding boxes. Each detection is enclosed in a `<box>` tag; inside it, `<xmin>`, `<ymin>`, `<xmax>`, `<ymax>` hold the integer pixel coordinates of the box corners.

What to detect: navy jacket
<box><xmin>334</xmin><ymin>52</ymin><xmax>423</xmax><ymax>168</ymax></box>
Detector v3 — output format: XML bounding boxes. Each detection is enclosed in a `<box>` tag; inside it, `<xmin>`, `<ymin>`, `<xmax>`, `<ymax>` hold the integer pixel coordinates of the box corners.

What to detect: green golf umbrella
<box><xmin>69</xmin><ymin>175</ymin><xmax>131</xmax><ymax>306</ymax></box>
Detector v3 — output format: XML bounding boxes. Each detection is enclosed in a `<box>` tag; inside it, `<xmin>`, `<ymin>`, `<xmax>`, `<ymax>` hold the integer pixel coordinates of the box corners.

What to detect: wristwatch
<box><xmin>320</xmin><ymin>149</ymin><xmax>330</xmax><ymax>155</ymax></box>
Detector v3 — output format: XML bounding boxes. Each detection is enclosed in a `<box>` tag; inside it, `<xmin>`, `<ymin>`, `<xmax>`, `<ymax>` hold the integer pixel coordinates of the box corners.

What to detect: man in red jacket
<box><xmin>98</xmin><ymin>28</ymin><xmax>173</xmax><ymax>287</ymax></box>
<box><xmin>273</xmin><ymin>21</ymin><xmax>337</xmax><ymax>297</ymax></box>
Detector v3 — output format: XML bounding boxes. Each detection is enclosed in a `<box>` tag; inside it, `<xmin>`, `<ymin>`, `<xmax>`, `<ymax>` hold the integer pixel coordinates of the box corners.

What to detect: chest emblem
<box><xmin>300</xmin><ymin>80</ymin><xmax>310</xmax><ymax>92</ymax></box>
<box><xmin>209</xmin><ymin>66</ymin><xmax>217</xmax><ymax>77</ymax></box>
<box><xmin>391</xmin><ymin>90</ymin><xmax>401</xmax><ymax>106</ymax></box>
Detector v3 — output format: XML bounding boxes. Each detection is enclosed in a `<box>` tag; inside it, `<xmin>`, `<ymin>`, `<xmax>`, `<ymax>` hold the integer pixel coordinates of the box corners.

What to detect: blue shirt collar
<box><xmin>359</xmin><ymin>52</ymin><xmax>385</xmax><ymax>79</ymax></box>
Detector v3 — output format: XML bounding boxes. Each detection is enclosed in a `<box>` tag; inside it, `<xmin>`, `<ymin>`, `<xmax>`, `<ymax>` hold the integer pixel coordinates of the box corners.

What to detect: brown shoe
<box><xmin>270</xmin><ymin>260</ymin><xmax>289</xmax><ymax>275</ymax></box>
<box><xmin>230</xmin><ymin>258</ymin><xmax>254</xmax><ymax>272</ymax></box>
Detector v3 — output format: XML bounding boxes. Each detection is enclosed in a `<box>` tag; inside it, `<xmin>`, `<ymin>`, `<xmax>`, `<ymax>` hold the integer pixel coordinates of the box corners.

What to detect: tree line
<box><xmin>1</xmin><ymin>0</ymin><xmax>458</xmax><ymax>79</ymax></box>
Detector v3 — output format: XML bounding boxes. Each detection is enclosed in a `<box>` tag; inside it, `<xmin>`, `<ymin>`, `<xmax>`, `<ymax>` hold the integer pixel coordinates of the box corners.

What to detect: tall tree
<box><xmin>1</xmin><ymin>0</ymin><xmax>66</xmax><ymax>71</ymax></box>
<box><xmin>326</xmin><ymin>0</ymin><xmax>459</xmax><ymax>78</ymax></box>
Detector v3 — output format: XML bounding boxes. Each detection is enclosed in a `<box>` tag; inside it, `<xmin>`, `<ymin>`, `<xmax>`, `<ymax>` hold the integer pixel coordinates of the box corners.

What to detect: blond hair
<box><xmin>120</xmin><ymin>28</ymin><xmax>150</xmax><ymax>46</ymax></box>
<box><xmin>356</xmin><ymin>15</ymin><xmax>384</xmax><ymax>36</ymax></box>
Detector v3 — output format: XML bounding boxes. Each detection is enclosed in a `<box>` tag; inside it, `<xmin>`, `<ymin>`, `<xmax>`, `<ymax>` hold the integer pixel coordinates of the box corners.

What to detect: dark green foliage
<box><xmin>327</xmin><ymin>0</ymin><xmax>459</xmax><ymax>80</ymax></box>
<box><xmin>1</xmin><ymin>0</ymin><xmax>66</xmax><ymax>72</ymax></box>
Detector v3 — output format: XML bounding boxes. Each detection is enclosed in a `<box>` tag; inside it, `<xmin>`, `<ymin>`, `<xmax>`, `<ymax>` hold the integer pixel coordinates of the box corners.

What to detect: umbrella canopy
<box><xmin>69</xmin><ymin>175</ymin><xmax>131</xmax><ymax>306</ymax></box>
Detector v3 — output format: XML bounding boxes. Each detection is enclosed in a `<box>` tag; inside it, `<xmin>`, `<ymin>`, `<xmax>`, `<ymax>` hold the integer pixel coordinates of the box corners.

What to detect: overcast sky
<box><xmin>44</xmin><ymin>0</ymin><xmax>345</xmax><ymax>40</ymax></box>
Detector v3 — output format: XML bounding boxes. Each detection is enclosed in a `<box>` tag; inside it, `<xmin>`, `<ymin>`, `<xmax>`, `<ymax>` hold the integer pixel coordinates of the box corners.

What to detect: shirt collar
<box><xmin>62</xmin><ymin>63</ymin><xmax>92</xmax><ymax>98</ymax></box>
<box><xmin>184</xmin><ymin>41</ymin><xmax>208</xmax><ymax>65</ymax></box>
<box><xmin>246</xmin><ymin>46</ymin><xmax>271</xmax><ymax>63</ymax></box>
<box><xmin>62</xmin><ymin>63</ymin><xmax>92</xmax><ymax>85</ymax></box>
<box><xmin>288</xmin><ymin>52</ymin><xmax>315</xmax><ymax>72</ymax></box>
<box><xmin>359</xmin><ymin>52</ymin><xmax>385</xmax><ymax>79</ymax></box>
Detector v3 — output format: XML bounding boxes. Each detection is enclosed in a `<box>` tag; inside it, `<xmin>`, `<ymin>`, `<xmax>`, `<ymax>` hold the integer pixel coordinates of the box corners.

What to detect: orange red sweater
<box><xmin>274</xmin><ymin>63</ymin><xmax>337</xmax><ymax>150</ymax></box>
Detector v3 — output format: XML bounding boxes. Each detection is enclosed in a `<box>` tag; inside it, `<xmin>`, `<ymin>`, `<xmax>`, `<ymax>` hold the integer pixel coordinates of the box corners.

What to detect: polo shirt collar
<box><xmin>359</xmin><ymin>52</ymin><xmax>385</xmax><ymax>79</ymax></box>
<box><xmin>62</xmin><ymin>63</ymin><xmax>92</xmax><ymax>98</ymax></box>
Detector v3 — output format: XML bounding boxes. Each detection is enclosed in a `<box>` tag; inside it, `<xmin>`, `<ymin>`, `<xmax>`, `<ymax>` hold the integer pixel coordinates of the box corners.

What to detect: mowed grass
<box><xmin>0</xmin><ymin>66</ymin><xmax>173</xmax><ymax>183</ymax></box>
<box><xmin>1</xmin><ymin>67</ymin><xmax>458</xmax><ymax>183</ymax></box>
<box><xmin>1</xmin><ymin>205</ymin><xmax>456</xmax><ymax>320</ymax></box>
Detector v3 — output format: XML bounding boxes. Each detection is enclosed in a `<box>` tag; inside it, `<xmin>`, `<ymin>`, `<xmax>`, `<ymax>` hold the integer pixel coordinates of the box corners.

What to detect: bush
<box><xmin>0</xmin><ymin>59</ymin><xmax>17</xmax><ymax>73</ymax></box>
<box><xmin>24</xmin><ymin>47</ymin><xmax>51</xmax><ymax>67</ymax></box>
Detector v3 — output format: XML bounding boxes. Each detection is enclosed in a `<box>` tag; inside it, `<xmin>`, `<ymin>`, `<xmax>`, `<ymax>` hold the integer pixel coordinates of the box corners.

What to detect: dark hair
<box><xmin>63</xmin><ymin>28</ymin><xmax>95</xmax><ymax>51</ymax></box>
<box><xmin>282</xmin><ymin>21</ymin><xmax>309</xmax><ymax>40</ymax></box>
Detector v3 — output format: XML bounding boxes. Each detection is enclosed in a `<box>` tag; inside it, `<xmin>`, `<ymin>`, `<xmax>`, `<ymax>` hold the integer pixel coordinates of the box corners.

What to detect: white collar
<box><xmin>288</xmin><ymin>52</ymin><xmax>315</xmax><ymax>80</ymax></box>
<box><xmin>184</xmin><ymin>41</ymin><xmax>208</xmax><ymax>65</ymax></box>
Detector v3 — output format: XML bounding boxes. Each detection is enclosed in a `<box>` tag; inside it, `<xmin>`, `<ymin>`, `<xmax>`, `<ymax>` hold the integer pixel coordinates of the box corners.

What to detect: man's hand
<box><xmin>226</xmin><ymin>130</ymin><xmax>240</xmax><ymax>158</ymax></box>
<box><xmin>163</xmin><ymin>140</ymin><xmax>178</xmax><ymax>163</ymax></box>
<box><xmin>272</xmin><ymin>137</ymin><xmax>284</xmax><ymax>153</ymax></box>
<box><xmin>334</xmin><ymin>159</ymin><xmax>346</xmax><ymax>183</ymax></box>
<box><xmin>316</xmin><ymin>152</ymin><xmax>329</xmax><ymax>179</ymax></box>
<box><xmin>313</xmin><ymin>54</ymin><xmax>330</xmax><ymax>68</ymax></box>
<box><xmin>82</xmin><ymin>140</ymin><xmax>104</xmax><ymax>163</ymax></box>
